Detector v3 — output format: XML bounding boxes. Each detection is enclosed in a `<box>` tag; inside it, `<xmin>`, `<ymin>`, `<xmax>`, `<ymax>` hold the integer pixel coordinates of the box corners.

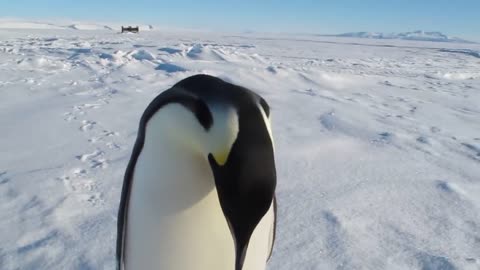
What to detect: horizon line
<box><xmin>0</xmin><ymin>16</ymin><xmax>478</xmax><ymax>43</ymax></box>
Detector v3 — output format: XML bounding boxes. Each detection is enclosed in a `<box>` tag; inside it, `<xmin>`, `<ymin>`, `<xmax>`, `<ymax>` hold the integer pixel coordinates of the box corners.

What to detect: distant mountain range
<box><xmin>327</xmin><ymin>31</ymin><xmax>474</xmax><ymax>43</ymax></box>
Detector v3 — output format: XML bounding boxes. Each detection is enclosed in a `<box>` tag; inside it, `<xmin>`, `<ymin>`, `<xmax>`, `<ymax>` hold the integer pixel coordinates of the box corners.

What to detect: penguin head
<box><xmin>172</xmin><ymin>75</ymin><xmax>276</xmax><ymax>270</ymax></box>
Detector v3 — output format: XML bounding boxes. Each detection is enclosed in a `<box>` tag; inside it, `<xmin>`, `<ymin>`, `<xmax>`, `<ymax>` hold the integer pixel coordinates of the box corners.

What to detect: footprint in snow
<box><xmin>58</xmin><ymin>168</ymin><xmax>103</xmax><ymax>206</ymax></box>
<box><xmin>79</xmin><ymin>120</ymin><xmax>96</xmax><ymax>131</ymax></box>
<box><xmin>102</xmin><ymin>130</ymin><xmax>119</xmax><ymax>137</ymax></box>
<box><xmin>59</xmin><ymin>175</ymin><xmax>103</xmax><ymax>206</ymax></box>
<box><xmin>416</xmin><ymin>136</ymin><xmax>431</xmax><ymax>145</ymax></box>
<box><xmin>90</xmin><ymin>159</ymin><xmax>108</xmax><ymax>169</ymax></box>
<box><xmin>80</xmin><ymin>193</ymin><xmax>103</xmax><ymax>205</ymax></box>
<box><xmin>372</xmin><ymin>132</ymin><xmax>395</xmax><ymax>145</ymax></box>
<box><xmin>74</xmin><ymin>103</ymin><xmax>102</xmax><ymax>111</ymax></box>
<box><xmin>72</xmin><ymin>168</ymin><xmax>87</xmax><ymax>176</ymax></box>
<box><xmin>0</xmin><ymin>177</ymin><xmax>10</xmax><ymax>185</ymax></box>
<box><xmin>76</xmin><ymin>150</ymin><xmax>102</xmax><ymax>161</ymax></box>
<box><xmin>76</xmin><ymin>150</ymin><xmax>108</xmax><ymax>169</ymax></box>
<box><xmin>63</xmin><ymin>112</ymin><xmax>77</xmax><ymax>122</ymax></box>
<box><xmin>58</xmin><ymin>175</ymin><xmax>91</xmax><ymax>192</ymax></box>
<box><xmin>88</xmin><ymin>130</ymin><xmax>120</xmax><ymax>144</ymax></box>
<box><xmin>0</xmin><ymin>171</ymin><xmax>9</xmax><ymax>184</ymax></box>
<box><xmin>430</xmin><ymin>126</ymin><xmax>441</xmax><ymax>133</ymax></box>
<box><xmin>106</xmin><ymin>142</ymin><xmax>122</xmax><ymax>150</ymax></box>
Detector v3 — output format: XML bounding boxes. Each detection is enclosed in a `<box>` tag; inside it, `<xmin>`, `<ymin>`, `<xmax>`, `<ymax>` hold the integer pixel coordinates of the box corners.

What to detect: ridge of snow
<box><xmin>67</xmin><ymin>24</ymin><xmax>114</xmax><ymax>31</ymax></box>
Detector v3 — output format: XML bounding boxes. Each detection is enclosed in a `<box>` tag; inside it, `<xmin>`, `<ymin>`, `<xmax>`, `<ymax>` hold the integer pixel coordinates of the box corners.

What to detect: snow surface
<box><xmin>0</xmin><ymin>25</ymin><xmax>480</xmax><ymax>270</ymax></box>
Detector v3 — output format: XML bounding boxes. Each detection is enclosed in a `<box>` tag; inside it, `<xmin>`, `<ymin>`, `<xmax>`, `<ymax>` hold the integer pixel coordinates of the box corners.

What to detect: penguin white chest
<box><xmin>125</xmin><ymin>142</ymin><xmax>272</xmax><ymax>270</ymax></box>
<box><xmin>126</xmin><ymin>136</ymin><xmax>230</xmax><ymax>269</ymax></box>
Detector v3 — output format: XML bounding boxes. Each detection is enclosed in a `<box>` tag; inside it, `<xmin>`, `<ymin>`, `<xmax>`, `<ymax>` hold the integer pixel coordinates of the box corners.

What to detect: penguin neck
<box><xmin>134</xmin><ymin>105</ymin><xmax>216</xmax><ymax>216</ymax></box>
<box><xmin>135</xmin><ymin>102</ymin><xmax>240</xmax><ymax>217</ymax></box>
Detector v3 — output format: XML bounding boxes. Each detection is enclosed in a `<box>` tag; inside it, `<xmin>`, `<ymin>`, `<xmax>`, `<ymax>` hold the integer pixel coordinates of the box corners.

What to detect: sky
<box><xmin>1</xmin><ymin>0</ymin><xmax>479</xmax><ymax>41</ymax></box>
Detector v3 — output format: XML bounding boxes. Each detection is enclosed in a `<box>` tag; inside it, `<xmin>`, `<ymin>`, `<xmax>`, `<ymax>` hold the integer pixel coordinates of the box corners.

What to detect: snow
<box><xmin>68</xmin><ymin>24</ymin><xmax>114</xmax><ymax>31</ymax></box>
<box><xmin>1</xmin><ymin>23</ymin><xmax>480</xmax><ymax>270</ymax></box>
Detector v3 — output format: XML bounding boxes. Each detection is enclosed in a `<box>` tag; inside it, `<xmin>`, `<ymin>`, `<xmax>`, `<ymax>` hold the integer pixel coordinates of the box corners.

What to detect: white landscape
<box><xmin>0</xmin><ymin>20</ymin><xmax>479</xmax><ymax>270</ymax></box>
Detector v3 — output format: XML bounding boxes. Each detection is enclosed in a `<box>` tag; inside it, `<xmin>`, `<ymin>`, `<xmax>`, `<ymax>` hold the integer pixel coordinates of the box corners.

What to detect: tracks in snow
<box><xmin>59</xmin><ymin>76</ymin><xmax>122</xmax><ymax>207</ymax></box>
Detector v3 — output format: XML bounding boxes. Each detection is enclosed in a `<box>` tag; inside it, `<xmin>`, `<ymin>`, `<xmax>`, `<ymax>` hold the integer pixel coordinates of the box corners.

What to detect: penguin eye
<box><xmin>259</xmin><ymin>98</ymin><xmax>270</xmax><ymax>117</ymax></box>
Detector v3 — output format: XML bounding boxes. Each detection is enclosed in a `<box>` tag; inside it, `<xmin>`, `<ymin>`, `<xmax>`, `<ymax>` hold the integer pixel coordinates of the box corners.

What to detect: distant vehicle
<box><xmin>122</xmin><ymin>26</ymin><xmax>139</xmax><ymax>33</ymax></box>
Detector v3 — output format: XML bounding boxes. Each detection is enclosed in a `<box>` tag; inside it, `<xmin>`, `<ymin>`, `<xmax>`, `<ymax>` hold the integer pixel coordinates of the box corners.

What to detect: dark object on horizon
<box><xmin>122</xmin><ymin>26</ymin><xmax>139</xmax><ymax>33</ymax></box>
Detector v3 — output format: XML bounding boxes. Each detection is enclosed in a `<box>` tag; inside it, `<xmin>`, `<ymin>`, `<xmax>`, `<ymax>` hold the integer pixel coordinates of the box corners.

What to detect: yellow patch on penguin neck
<box><xmin>212</xmin><ymin>149</ymin><xmax>230</xmax><ymax>166</ymax></box>
<box><xmin>207</xmin><ymin>106</ymin><xmax>239</xmax><ymax>166</ymax></box>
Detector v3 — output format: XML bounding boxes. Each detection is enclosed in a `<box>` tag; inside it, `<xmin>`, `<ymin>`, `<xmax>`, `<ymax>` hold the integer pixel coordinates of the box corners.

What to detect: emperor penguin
<box><xmin>116</xmin><ymin>74</ymin><xmax>277</xmax><ymax>270</ymax></box>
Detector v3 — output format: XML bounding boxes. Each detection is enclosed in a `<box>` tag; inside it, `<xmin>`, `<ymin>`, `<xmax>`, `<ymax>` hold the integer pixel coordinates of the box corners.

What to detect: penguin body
<box><xmin>117</xmin><ymin>75</ymin><xmax>277</xmax><ymax>270</ymax></box>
